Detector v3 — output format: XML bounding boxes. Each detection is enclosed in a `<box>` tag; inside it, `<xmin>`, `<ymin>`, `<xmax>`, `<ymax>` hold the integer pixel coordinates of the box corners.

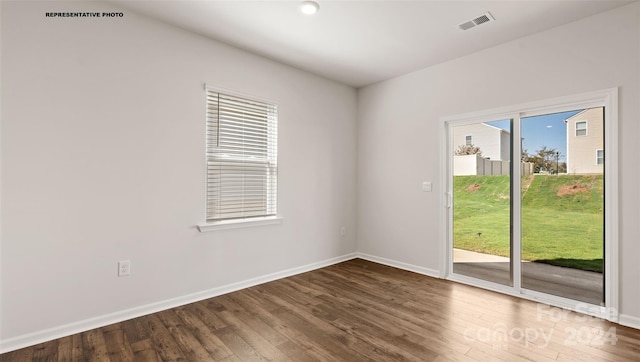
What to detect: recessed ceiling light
<box><xmin>300</xmin><ymin>1</ymin><xmax>319</xmax><ymax>15</ymax></box>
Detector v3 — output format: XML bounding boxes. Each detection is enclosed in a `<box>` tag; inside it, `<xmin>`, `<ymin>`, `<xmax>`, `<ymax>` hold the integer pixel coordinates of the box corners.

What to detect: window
<box><xmin>597</xmin><ymin>149</ymin><xmax>604</xmax><ymax>165</ymax></box>
<box><xmin>465</xmin><ymin>135</ymin><xmax>472</xmax><ymax>145</ymax></box>
<box><xmin>205</xmin><ymin>87</ymin><xmax>278</xmax><ymax>223</ymax></box>
<box><xmin>576</xmin><ymin>121</ymin><xmax>587</xmax><ymax>136</ymax></box>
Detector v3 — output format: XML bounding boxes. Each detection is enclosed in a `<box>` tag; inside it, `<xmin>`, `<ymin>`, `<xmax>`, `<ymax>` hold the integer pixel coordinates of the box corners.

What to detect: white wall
<box><xmin>0</xmin><ymin>0</ymin><xmax>357</xmax><ymax>349</ymax></box>
<box><xmin>357</xmin><ymin>2</ymin><xmax>640</xmax><ymax>324</ymax></box>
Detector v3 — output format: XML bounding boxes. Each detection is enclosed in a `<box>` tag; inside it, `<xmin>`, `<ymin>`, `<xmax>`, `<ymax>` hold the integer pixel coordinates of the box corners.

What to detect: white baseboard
<box><xmin>356</xmin><ymin>252</ymin><xmax>440</xmax><ymax>278</ymax></box>
<box><xmin>7</xmin><ymin>252</ymin><xmax>632</xmax><ymax>354</ymax></box>
<box><xmin>0</xmin><ymin>252</ymin><xmax>358</xmax><ymax>354</ymax></box>
<box><xmin>619</xmin><ymin>314</ymin><xmax>640</xmax><ymax>330</ymax></box>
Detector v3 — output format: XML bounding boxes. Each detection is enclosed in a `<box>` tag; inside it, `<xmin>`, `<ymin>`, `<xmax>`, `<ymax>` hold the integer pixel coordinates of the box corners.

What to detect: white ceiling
<box><xmin>110</xmin><ymin>0</ymin><xmax>635</xmax><ymax>88</ymax></box>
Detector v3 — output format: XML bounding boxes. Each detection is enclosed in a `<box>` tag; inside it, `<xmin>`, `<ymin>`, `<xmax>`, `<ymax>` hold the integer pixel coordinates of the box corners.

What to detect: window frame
<box><xmin>440</xmin><ymin>87</ymin><xmax>619</xmax><ymax>322</ymax></box>
<box><xmin>198</xmin><ymin>85</ymin><xmax>281</xmax><ymax>232</ymax></box>
<box><xmin>576</xmin><ymin>120</ymin><xmax>588</xmax><ymax>136</ymax></box>
<box><xmin>596</xmin><ymin>149</ymin><xmax>604</xmax><ymax>165</ymax></box>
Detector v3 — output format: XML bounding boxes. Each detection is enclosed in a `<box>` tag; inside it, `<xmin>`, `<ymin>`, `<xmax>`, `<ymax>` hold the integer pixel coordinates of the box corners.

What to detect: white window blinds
<box><xmin>206</xmin><ymin>88</ymin><xmax>278</xmax><ymax>222</ymax></box>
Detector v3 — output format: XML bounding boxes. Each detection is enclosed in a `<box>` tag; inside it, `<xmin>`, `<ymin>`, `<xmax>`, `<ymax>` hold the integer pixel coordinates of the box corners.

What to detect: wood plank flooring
<box><xmin>2</xmin><ymin>259</ymin><xmax>639</xmax><ymax>361</ymax></box>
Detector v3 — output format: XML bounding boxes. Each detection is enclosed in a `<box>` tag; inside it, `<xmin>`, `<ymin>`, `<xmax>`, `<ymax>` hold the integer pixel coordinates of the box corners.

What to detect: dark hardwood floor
<box><xmin>2</xmin><ymin>259</ymin><xmax>639</xmax><ymax>361</ymax></box>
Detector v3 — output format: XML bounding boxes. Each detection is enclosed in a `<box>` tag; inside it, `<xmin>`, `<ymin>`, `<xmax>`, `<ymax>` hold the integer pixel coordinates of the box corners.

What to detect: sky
<box><xmin>487</xmin><ymin>110</ymin><xmax>582</xmax><ymax>162</ymax></box>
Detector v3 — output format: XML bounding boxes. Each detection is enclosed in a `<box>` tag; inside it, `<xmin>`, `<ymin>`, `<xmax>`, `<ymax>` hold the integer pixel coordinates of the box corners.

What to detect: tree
<box><xmin>455</xmin><ymin>144</ymin><xmax>482</xmax><ymax>157</ymax></box>
<box><xmin>528</xmin><ymin>146</ymin><xmax>561</xmax><ymax>173</ymax></box>
<box><xmin>521</xmin><ymin>148</ymin><xmax>530</xmax><ymax>162</ymax></box>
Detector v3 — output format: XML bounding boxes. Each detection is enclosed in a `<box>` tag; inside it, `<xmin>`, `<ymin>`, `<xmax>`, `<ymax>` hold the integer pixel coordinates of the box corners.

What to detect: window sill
<box><xmin>197</xmin><ymin>216</ymin><xmax>283</xmax><ymax>232</ymax></box>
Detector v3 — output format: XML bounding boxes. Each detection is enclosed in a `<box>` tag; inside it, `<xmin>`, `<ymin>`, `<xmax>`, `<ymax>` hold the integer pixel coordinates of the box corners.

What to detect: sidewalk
<box><xmin>453</xmin><ymin>249</ymin><xmax>603</xmax><ymax>305</ymax></box>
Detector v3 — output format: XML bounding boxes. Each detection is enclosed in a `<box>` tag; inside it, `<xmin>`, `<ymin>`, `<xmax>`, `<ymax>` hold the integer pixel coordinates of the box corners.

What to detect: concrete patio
<box><xmin>453</xmin><ymin>249</ymin><xmax>603</xmax><ymax>305</ymax></box>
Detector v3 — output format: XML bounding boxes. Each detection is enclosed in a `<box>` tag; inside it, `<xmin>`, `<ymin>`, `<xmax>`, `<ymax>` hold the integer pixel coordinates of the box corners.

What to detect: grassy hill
<box><xmin>454</xmin><ymin>174</ymin><xmax>603</xmax><ymax>272</ymax></box>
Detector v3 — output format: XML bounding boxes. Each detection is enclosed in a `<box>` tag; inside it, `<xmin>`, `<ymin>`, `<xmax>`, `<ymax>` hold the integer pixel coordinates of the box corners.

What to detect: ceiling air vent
<box><xmin>458</xmin><ymin>12</ymin><xmax>495</xmax><ymax>31</ymax></box>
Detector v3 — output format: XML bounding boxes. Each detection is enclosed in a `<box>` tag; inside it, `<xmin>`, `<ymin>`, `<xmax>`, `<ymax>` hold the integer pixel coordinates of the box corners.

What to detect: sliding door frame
<box><xmin>439</xmin><ymin>88</ymin><xmax>618</xmax><ymax>321</ymax></box>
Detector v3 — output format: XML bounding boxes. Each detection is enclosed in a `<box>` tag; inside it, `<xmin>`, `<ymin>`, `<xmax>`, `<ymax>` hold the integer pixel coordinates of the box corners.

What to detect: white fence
<box><xmin>454</xmin><ymin>154</ymin><xmax>534</xmax><ymax>176</ymax></box>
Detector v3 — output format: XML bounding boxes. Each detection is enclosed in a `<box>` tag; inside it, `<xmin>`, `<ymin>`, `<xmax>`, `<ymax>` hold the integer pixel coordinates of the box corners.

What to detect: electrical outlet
<box><xmin>340</xmin><ymin>226</ymin><xmax>346</xmax><ymax>236</ymax></box>
<box><xmin>118</xmin><ymin>260</ymin><xmax>131</xmax><ymax>277</ymax></box>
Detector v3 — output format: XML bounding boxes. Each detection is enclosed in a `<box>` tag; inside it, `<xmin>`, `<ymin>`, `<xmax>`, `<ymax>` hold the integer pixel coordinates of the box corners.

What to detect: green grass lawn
<box><xmin>453</xmin><ymin>174</ymin><xmax>603</xmax><ymax>272</ymax></box>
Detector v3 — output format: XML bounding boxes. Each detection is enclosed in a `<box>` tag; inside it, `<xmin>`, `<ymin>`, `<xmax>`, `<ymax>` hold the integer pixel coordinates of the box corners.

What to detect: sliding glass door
<box><xmin>451</xmin><ymin>119</ymin><xmax>512</xmax><ymax>286</ymax></box>
<box><xmin>445</xmin><ymin>91</ymin><xmax>615</xmax><ymax>312</ymax></box>
<box><xmin>520</xmin><ymin>108</ymin><xmax>604</xmax><ymax>305</ymax></box>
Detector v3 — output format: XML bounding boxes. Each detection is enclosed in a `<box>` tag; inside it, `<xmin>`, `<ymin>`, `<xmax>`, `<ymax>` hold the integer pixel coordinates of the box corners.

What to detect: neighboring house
<box><xmin>453</xmin><ymin>123</ymin><xmax>511</xmax><ymax>176</ymax></box>
<box><xmin>452</xmin><ymin>123</ymin><xmax>510</xmax><ymax>161</ymax></box>
<box><xmin>453</xmin><ymin>123</ymin><xmax>535</xmax><ymax>176</ymax></box>
<box><xmin>565</xmin><ymin>107</ymin><xmax>604</xmax><ymax>174</ymax></box>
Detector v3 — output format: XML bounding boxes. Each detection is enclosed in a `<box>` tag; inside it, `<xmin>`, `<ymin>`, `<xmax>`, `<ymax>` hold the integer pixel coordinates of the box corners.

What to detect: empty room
<box><xmin>1</xmin><ymin>0</ymin><xmax>639</xmax><ymax>361</ymax></box>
